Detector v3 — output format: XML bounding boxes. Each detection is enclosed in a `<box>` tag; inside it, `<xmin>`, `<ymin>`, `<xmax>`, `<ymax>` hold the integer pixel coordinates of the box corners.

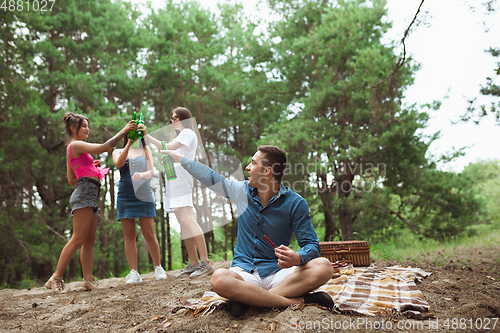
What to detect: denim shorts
<box><xmin>69</xmin><ymin>177</ymin><xmax>101</xmax><ymax>215</ymax></box>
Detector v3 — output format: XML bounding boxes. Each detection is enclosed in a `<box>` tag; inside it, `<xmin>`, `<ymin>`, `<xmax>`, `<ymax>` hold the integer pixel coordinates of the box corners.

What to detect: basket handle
<box><xmin>333</xmin><ymin>247</ymin><xmax>351</xmax><ymax>253</ymax></box>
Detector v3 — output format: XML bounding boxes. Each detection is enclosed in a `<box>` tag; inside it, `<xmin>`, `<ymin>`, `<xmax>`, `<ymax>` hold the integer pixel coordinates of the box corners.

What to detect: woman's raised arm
<box><xmin>72</xmin><ymin>120</ymin><xmax>136</xmax><ymax>156</ymax></box>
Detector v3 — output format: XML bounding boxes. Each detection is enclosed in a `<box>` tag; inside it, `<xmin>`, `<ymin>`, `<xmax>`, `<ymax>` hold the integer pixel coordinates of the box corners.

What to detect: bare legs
<box><xmin>121</xmin><ymin>217</ymin><xmax>162</xmax><ymax>270</ymax></box>
<box><xmin>121</xmin><ymin>219</ymin><xmax>138</xmax><ymax>270</ymax></box>
<box><xmin>80</xmin><ymin>211</ymin><xmax>98</xmax><ymax>279</ymax></box>
<box><xmin>210</xmin><ymin>257</ymin><xmax>333</xmax><ymax>308</ymax></box>
<box><xmin>174</xmin><ymin>206</ymin><xmax>209</xmax><ymax>265</ymax></box>
<box><xmin>54</xmin><ymin>207</ymin><xmax>97</xmax><ymax>279</ymax></box>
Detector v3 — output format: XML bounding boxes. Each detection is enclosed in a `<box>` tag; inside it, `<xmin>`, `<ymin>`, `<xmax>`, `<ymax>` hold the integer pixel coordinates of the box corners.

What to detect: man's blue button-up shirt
<box><xmin>181</xmin><ymin>156</ymin><xmax>321</xmax><ymax>278</ymax></box>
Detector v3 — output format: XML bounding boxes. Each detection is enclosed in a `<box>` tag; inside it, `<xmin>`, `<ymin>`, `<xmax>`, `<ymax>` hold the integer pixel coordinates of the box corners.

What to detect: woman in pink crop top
<box><xmin>45</xmin><ymin>112</ymin><xmax>136</xmax><ymax>294</ymax></box>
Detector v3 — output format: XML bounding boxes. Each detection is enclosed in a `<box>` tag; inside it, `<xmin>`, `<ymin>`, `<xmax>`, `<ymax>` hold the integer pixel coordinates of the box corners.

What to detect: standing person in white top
<box><xmin>143</xmin><ymin>107</ymin><xmax>214</xmax><ymax>278</ymax></box>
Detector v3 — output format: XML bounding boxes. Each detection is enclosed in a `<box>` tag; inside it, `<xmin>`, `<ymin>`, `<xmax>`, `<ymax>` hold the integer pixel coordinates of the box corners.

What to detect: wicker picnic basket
<box><xmin>320</xmin><ymin>241</ymin><xmax>371</xmax><ymax>267</ymax></box>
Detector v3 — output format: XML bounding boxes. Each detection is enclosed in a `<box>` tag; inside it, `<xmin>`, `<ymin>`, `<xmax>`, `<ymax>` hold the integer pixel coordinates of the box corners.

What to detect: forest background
<box><xmin>1</xmin><ymin>0</ymin><xmax>499</xmax><ymax>288</ymax></box>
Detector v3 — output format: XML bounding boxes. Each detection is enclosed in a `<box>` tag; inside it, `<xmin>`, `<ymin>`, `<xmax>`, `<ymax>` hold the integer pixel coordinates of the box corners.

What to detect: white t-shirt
<box><xmin>174</xmin><ymin>128</ymin><xmax>197</xmax><ymax>160</ymax></box>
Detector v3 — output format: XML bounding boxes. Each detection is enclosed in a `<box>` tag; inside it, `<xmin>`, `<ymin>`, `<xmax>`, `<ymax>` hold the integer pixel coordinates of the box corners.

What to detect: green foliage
<box><xmin>169</xmin><ymin>229</ymin><xmax>184</xmax><ymax>271</ymax></box>
<box><xmin>17</xmin><ymin>275</ymin><xmax>38</xmax><ymax>290</ymax></box>
<box><xmin>262</xmin><ymin>0</ymin><xmax>481</xmax><ymax>243</ymax></box>
<box><xmin>357</xmin><ymin>166</ymin><xmax>482</xmax><ymax>242</ymax></box>
<box><xmin>0</xmin><ymin>0</ymin><xmax>491</xmax><ymax>287</ymax></box>
<box><xmin>462</xmin><ymin>160</ymin><xmax>500</xmax><ymax>224</ymax></box>
<box><xmin>462</xmin><ymin>0</ymin><xmax>500</xmax><ymax>123</ymax></box>
<box><xmin>0</xmin><ymin>0</ymin><xmax>149</xmax><ymax>287</ymax></box>
<box><xmin>371</xmin><ymin>224</ymin><xmax>500</xmax><ymax>262</ymax></box>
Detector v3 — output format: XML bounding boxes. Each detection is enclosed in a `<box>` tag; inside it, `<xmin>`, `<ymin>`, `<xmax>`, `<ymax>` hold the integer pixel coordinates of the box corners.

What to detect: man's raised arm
<box><xmin>165</xmin><ymin>149</ymin><xmax>246</xmax><ymax>204</ymax></box>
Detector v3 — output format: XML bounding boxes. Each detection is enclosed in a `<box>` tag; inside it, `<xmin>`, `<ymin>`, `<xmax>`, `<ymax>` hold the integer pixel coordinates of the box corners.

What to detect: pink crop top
<box><xmin>68</xmin><ymin>142</ymin><xmax>109</xmax><ymax>181</ymax></box>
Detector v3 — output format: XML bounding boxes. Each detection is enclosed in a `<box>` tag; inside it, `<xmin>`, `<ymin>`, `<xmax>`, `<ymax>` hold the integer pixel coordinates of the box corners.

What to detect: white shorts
<box><xmin>229</xmin><ymin>266</ymin><xmax>296</xmax><ymax>290</ymax></box>
<box><xmin>168</xmin><ymin>164</ymin><xmax>193</xmax><ymax>209</ymax></box>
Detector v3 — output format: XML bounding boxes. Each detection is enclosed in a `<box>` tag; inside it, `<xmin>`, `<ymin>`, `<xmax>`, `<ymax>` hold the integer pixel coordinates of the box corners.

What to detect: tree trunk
<box><xmin>69</xmin><ymin>257</ymin><xmax>77</xmax><ymax>281</ymax></box>
<box><xmin>48</xmin><ymin>28</ymin><xmax>57</xmax><ymax>113</ymax></box>
<box><xmin>321</xmin><ymin>194</ymin><xmax>337</xmax><ymax>241</ymax></box>
<box><xmin>222</xmin><ymin>198</ymin><xmax>229</xmax><ymax>260</ymax></box>
<box><xmin>223</xmin><ymin>224</ymin><xmax>228</xmax><ymax>260</ymax></box>
<box><xmin>179</xmin><ymin>74</ymin><xmax>186</xmax><ymax>107</ymax></box>
<box><xmin>201</xmin><ymin>185</ymin><xmax>214</xmax><ymax>255</ymax></box>
<box><xmin>336</xmin><ymin>162</ymin><xmax>355</xmax><ymax>240</ymax></box>
<box><xmin>148</xmin><ymin>248</ymin><xmax>153</xmax><ymax>271</ymax></box>
<box><xmin>317</xmin><ymin>173</ymin><xmax>337</xmax><ymax>241</ymax></box>
<box><xmin>97</xmin><ymin>175</ymin><xmax>110</xmax><ymax>278</ymax></box>
<box><xmin>198</xmin><ymin>62</ymin><xmax>205</xmax><ymax>146</ymax></box>
<box><xmin>167</xmin><ymin>212</ymin><xmax>171</xmax><ymax>270</ymax></box>
<box><xmin>135</xmin><ymin>94</ymin><xmax>141</xmax><ymax>112</ymax></box>
<box><xmin>181</xmin><ymin>241</ymin><xmax>188</xmax><ymax>264</ymax></box>
<box><xmin>229</xmin><ymin>202</ymin><xmax>237</xmax><ymax>253</ymax></box>
<box><xmin>113</xmin><ymin>227</ymin><xmax>121</xmax><ymax>277</ymax></box>
<box><xmin>159</xmin><ymin>174</ymin><xmax>166</xmax><ymax>269</ymax></box>
<box><xmin>339</xmin><ymin>204</ymin><xmax>355</xmax><ymax>241</ymax></box>
<box><xmin>108</xmin><ymin>167</ymin><xmax>116</xmax><ymax>220</ymax></box>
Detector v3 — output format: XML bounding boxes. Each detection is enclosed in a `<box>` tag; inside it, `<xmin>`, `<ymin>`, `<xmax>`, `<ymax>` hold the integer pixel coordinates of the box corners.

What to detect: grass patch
<box><xmin>370</xmin><ymin>224</ymin><xmax>500</xmax><ymax>262</ymax></box>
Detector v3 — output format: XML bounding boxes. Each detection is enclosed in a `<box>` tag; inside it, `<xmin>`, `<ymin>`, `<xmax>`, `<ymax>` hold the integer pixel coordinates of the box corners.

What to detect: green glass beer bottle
<box><xmin>137</xmin><ymin>113</ymin><xmax>145</xmax><ymax>139</ymax></box>
<box><xmin>162</xmin><ymin>141</ymin><xmax>177</xmax><ymax>180</ymax></box>
<box><xmin>128</xmin><ymin>111</ymin><xmax>138</xmax><ymax>140</ymax></box>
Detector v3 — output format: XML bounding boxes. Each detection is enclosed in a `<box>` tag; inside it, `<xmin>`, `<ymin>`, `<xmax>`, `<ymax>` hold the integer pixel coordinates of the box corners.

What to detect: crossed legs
<box><xmin>210</xmin><ymin>257</ymin><xmax>333</xmax><ymax>308</ymax></box>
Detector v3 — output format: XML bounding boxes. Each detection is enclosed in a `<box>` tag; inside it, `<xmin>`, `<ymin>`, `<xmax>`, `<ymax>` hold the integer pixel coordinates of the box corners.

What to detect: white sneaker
<box><xmin>154</xmin><ymin>265</ymin><xmax>167</xmax><ymax>280</ymax></box>
<box><xmin>125</xmin><ymin>269</ymin><xmax>142</xmax><ymax>284</ymax></box>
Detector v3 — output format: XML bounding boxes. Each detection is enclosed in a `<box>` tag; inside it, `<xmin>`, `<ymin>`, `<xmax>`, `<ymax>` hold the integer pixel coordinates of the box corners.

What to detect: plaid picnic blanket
<box><xmin>171</xmin><ymin>291</ymin><xmax>228</xmax><ymax>317</ymax></box>
<box><xmin>318</xmin><ymin>266</ymin><xmax>432</xmax><ymax>316</ymax></box>
<box><xmin>172</xmin><ymin>266</ymin><xmax>432</xmax><ymax>317</ymax></box>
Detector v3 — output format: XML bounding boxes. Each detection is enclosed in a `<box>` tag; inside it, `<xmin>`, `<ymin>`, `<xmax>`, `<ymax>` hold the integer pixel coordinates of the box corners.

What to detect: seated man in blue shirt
<box><xmin>164</xmin><ymin>145</ymin><xmax>334</xmax><ymax>317</ymax></box>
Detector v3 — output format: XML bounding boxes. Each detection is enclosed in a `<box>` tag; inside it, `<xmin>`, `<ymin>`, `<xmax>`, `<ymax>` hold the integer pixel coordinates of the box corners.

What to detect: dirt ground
<box><xmin>1</xmin><ymin>243</ymin><xmax>500</xmax><ymax>333</ymax></box>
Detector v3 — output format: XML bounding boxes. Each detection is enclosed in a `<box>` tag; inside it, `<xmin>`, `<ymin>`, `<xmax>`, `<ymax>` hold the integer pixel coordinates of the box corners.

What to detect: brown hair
<box><xmin>171</xmin><ymin>107</ymin><xmax>194</xmax><ymax>131</ymax></box>
<box><xmin>257</xmin><ymin>145</ymin><xmax>287</xmax><ymax>182</ymax></box>
<box><xmin>63</xmin><ymin>111</ymin><xmax>89</xmax><ymax>137</ymax></box>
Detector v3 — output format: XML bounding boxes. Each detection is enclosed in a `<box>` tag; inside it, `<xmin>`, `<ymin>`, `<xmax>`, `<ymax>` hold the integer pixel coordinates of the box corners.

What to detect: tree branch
<box><xmin>372</xmin><ymin>204</ymin><xmax>433</xmax><ymax>238</ymax></box>
<box><xmin>265</xmin><ymin>91</ymin><xmax>296</xmax><ymax>95</ymax></box>
<box><xmin>8</xmin><ymin>231</ymin><xmax>31</xmax><ymax>264</ymax></box>
<box><xmin>372</xmin><ymin>0</ymin><xmax>425</xmax><ymax>88</ymax></box>
<box><xmin>37</xmin><ymin>211</ymin><xmax>67</xmax><ymax>241</ymax></box>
